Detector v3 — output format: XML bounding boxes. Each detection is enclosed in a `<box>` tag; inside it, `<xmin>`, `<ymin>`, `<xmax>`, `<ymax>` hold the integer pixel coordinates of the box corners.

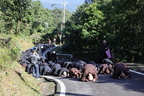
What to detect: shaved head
<box><xmin>88</xmin><ymin>73</ymin><xmax>93</xmax><ymax>81</ymax></box>
<box><xmin>63</xmin><ymin>71</ymin><xmax>67</xmax><ymax>77</ymax></box>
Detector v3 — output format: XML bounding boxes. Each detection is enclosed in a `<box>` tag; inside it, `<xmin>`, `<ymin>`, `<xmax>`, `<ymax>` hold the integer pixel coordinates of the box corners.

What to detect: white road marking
<box><xmin>130</xmin><ymin>70</ymin><xmax>144</xmax><ymax>76</ymax></box>
<box><xmin>41</xmin><ymin>70</ymin><xmax>144</xmax><ymax>96</ymax></box>
<box><xmin>42</xmin><ymin>46</ymin><xmax>66</xmax><ymax>96</ymax></box>
<box><xmin>42</xmin><ymin>47</ymin><xmax>144</xmax><ymax>95</ymax></box>
<box><xmin>42</xmin><ymin>76</ymin><xmax>66</xmax><ymax>96</ymax></box>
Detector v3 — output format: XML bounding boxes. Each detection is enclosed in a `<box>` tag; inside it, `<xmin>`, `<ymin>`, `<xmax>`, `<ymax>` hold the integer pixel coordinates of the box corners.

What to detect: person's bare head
<box><xmin>62</xmin><ymin>71</ymin><xmax>67</xmax><ymax>77</ymax></box>
<box><xmin>88</xmin><ymin>73</ymin><xmax>93</xmax><ymax>81</ymax></box>
<box><xmin>103</xmin><ymin>40</ymin><xmax>107</xmax><ymax>44</ymax></box>
<box><xmin>120</xmin><ymin>72</ymin><xmax>126</xmax><ymax>79</ymax></box>
<box><xmin>105</xmin><ymin>68</ymin><xmax>110</xmax><ymax>74</ymax></box>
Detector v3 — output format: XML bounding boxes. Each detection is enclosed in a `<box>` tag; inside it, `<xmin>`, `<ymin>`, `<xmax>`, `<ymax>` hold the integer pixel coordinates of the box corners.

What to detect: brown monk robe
<box><xmin>112</xmin><ymin>62</ymin><xmax>131</xmax><ymax>79</ymax></box>
<box><xmin>81</xmin><ymin>64</ymin><xmax>98</xmax><ymax>82</ymax></box>
<box><xmin>99</xmin><ymin>64</ymin><xmax>114</xmax><ymax>75</ymax></box>
<box><xmin>69</xmin><ymin>68</ymin><xmax>82</xmax><ymax>78</ymax></box>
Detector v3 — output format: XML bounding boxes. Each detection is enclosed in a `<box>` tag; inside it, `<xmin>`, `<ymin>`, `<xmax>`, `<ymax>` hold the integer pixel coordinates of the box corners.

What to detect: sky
<box><xmin>33</xmin><ymin>0</ymin><xmax>85</xmax><ymax>12</ymax></box>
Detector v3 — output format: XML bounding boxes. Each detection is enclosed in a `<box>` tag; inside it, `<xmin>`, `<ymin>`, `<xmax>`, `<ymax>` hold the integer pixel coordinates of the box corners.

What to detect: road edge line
<box><xmin>130</xmin><ymin>70</ymin><xmax>144</xmax><ymax>76</ymax></box>
<box><xmin>41</xmin><ymin>76</ymin><xmax>66</xmax><ymax>96</ymax></box>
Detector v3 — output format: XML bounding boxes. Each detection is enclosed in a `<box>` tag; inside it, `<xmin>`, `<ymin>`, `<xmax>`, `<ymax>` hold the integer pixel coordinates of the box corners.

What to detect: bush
<box><xmin>0</xmin><ymin>34</ymin><xmax>20</xmax><ymax>69</ymax></box>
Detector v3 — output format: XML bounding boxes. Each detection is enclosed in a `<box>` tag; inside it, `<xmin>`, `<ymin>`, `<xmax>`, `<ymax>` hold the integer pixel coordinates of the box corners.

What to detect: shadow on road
<box><xmin>46</xmin><ymin>73</ymin><xmax>144</xmax><ymax>95</ymax></box>
<box><xmin>96</xmin><ymin>73</ymin><xmax>144</xmax><ymax>93</ymax></box>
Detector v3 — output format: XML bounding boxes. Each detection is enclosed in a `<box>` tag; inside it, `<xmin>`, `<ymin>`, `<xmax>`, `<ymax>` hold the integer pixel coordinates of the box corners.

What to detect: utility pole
<box><xmin>61</xmin><ymin>0</ymin><xmax>67</xmax><ymax>29</ymax></box>
<box><xmin>59</xmin><ymin>0</ymin><xmax>67</xmax><ymax>45</ymax></box>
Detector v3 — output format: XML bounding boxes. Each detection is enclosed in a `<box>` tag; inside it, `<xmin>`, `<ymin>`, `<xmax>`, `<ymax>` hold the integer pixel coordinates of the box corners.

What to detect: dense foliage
<box><xmin>0</xmin><ymin>0</ymin><xmax>71</xmax><ymax>40</ymax></box>
<box><xmin>105</xmin><ymin>0</ymin><xmax>144</xmax><ymax>62</ymax></box>
<box><xmin>0</xmin><ymin>34</ymin><xmax>20</xmax><ymax>69</ymax></box>
<box><xmin>63</xmin><ymin>3</ymin><xmax>104</xmax><ymax>53</ymax></box>
<box><xmin>0</xmin><ymin>0</ymin><xmax>143</xmax><ymax>63</ymax></box>
<box><xmin>0</xmin><ymin>0</ymin><xmax>71</xmax><ymax>69</ymax></box>
<box><xmin>63</xmin><ymin>0</ymin><xmax>144</xmax><ymax>62</ymax></box>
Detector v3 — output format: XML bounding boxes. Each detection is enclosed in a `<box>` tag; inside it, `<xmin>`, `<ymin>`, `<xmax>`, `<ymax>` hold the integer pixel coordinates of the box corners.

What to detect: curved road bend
<box><xmin>42</xmin><ymin>47</ymin><xmax>144</xmax><ymax>96</ymax></box>
<box><xmin>49</xmin><ymin>72</ymin><xmax>144</xmax><ymax>96</ymax></box>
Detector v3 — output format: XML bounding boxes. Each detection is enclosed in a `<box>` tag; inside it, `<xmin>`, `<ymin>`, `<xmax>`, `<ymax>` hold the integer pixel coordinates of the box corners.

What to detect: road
<box><xmin>42</xmin><ymin>47</ymin><xmax>144</xmax><ymax>96</ymax></box>
<box><xmin>46</xmin><ymin>72</ymin><xmax>144</xmax><ymax>96</ymax></box>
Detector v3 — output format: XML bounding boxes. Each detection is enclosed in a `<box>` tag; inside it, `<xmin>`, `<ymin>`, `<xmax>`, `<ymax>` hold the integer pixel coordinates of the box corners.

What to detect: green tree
<box><xmin>40</xmin><ymin>7</ymin><xmax>72</xmax><ymax>43</ymax></box>
<box><xmin>63</xmin><ymin>0</ymin><xmax>144</xmax><ymax>62</ymax></box>
<box><xmin>63</xmin><ymin>3</ymin><xmax>104</xmax><ymax>53</ymax></box>
<box><xmin>0</xmin><ymin>0</ymin><xmax>32</xmax><ymax>35</ymax></box>
<box><xmin>103</xmin><ymin>0</ymin><xmax>144</xmax><ymax>61</ymax></box>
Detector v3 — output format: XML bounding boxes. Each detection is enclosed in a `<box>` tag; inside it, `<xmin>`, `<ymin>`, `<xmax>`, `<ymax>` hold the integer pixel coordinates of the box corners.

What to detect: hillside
<box><xmin>0</xmin><ymin>37</ymin><xmax>42</xmax><ymax>96</ymax></box>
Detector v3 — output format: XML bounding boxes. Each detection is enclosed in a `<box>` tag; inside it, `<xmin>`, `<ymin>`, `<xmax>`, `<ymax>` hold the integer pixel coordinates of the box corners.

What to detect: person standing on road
<box><xmin>28</xmin><ymin>49</ymin><xmax>40</xmax><ymax>79</ymax></box>
<box><xmin>100</xmin><ymin>40</ymin><xmax>111</xmax><ymax>60</ymax></box>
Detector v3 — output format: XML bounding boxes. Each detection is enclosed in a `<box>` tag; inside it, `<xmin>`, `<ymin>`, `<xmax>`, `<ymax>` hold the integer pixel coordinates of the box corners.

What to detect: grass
<box><xmin>0</xmin><ymin>63</ymin><xmax>41</xmax><ymax>96</ymax></box>
<box><xmin>0</xmin><ymin>36</ymin><xmax>42</xmax><ymax>96</ymax></box>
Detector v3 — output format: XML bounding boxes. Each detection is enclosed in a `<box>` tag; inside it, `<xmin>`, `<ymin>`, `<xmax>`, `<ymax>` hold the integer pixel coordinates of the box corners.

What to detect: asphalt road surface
<box><xmin>50</xmin><ymin>72</ymin><xmax>144</xmax><ymax>96</ymax></box>
<box><xmin>43</xmin><ymin>47</ymin><xmax>144</xmax><ymax>96</ymax></box>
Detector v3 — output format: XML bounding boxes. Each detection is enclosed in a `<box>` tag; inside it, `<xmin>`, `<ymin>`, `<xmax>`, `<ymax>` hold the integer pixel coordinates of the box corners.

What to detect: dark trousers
<box><xmin>32</xmin><ymin>64</ymin><xmax>40</xmax><ymax>79</ymax></box>
<box><xmin>25</xmin><ymin>64</ymin><xmax>32</xmax><ymax>74</ymax></box>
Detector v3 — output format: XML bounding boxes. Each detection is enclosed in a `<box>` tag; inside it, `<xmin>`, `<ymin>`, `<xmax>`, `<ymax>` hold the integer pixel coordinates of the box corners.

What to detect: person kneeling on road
<box><xmin>99</xmin><ymin>64</ymin><xmax>114</xmax><ymax>75</ymax></box>
<box><xmin>112</xmin><ymin>62</ymin><xmax>131</xmax><ymax>79</ymax></box>
<box><xmin>52</xmin><ymin>63</ymin><xmax>61</xmax><ymax>76</ymax></box>
<box><xmin>39</xmin><ymin>60</ymin><xmax>52</xmax><ymax>75</ymax></box>
<box><xmin>58</xmin><ymin>67</ymin><xmax>69</xmax><ymax>77</ymax></box>
<box><xmin>69</xmin><ymin>68</ymin><xmax>82</xmax><ymax>78</ymax></box>
<box><xmin>81</xmin><ymin>64</ymin><xmax>98</xmax><ymax>82</ymax></box>
<box><xmin>102</xmin><ymin>58</ymin><xmax>113</xmax><ymax>65</ymax></box>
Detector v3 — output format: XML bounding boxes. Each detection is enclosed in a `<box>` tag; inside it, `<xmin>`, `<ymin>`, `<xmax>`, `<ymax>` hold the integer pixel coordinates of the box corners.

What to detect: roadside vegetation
<box><xmin>63</xmin><ymin>0</ymin><xmax>144</xmax><ymax>62</ymax></box>
<box><xmin>0</xmin><ymin>0</ymin><xmax>143</xmax><ymax>95</ymax></box>
<box><xmin>0</xmin><ymin>0</ymin><xmax>70</xmax><ymax>95</ymax></box>
<box><xmin>0</xmin><ymin>35</ymin><xmax>42</xmax><ymax>96</ymax></box>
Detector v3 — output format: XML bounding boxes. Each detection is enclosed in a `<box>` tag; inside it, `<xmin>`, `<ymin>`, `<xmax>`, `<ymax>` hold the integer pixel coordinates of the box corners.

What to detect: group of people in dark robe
<box><xmin>19</xmin><ymin>42</ymin><xmax>132</xmax><ymax>81</ymax></box>
<box><xmin>19</xmin><ymin>43</ymin><xmax>55</xmax><ymax>79</ymax></box>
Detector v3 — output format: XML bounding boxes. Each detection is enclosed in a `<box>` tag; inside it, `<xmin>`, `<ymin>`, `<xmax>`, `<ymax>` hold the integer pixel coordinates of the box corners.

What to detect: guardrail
<box><xmin>56</xmin><ymin>53</ymin><xmax>73</xmax><ymax>61</ymax></box>
<box><xmin>43</xmin><ymin>46</ymin><xmax>73</xmax><ymax>61</ymax></box>
<box><xmin>42</xmin><ymin>46</ymin><xmax>57</xmax><ymax>60</ymax></box>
